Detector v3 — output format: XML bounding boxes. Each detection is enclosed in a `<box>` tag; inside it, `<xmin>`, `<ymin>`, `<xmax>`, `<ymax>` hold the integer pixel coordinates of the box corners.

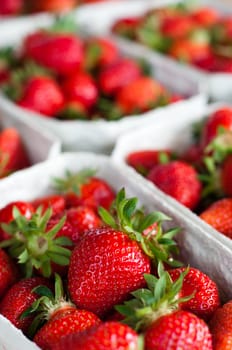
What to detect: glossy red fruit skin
<box><xmin>210</xmin><ymin>300</ymin><xmax>232</xmax><ymax>350</ymax></box>
<box><xmin>85</xmin><ymin>38</ymin><xmax>119</xmax><ymax>69</ymax></box>
<box><xmin>145</xmin><ymin>311</ymin><xmax>213</xmax><ymax>350</ymax></box>
<box><xmin>221</xmin><ymin>155</ymin><xmax>232</xmax><ymax>196</ymax></box>
<box><xmin>24</xmin><ymin>33</ymin><xmax>84</xmax><ymax>76</ymax></box>
<box><xmin>169</xmin><ymin>267</ymin><xmax>220</xmax><ymax>321</ymax></box>
<box><xmin>191</xmin><ymin>8</ymin><xmax>219</xmax><ymax>27</ymax></box>
<box><xmin>0</xmin><ymin>0</ymin><xmax>22</xmax><ymax>15</ymax></box>
<box><xmin>200</xmin><ymin>198</ymin><xmax>232</xmax><ymax>238</ymax></box>
<box><xmin>66</xmin><ymin>206</ymin><xmax>101</xmax><ymax>244</ymax></box>
<box><xmin>201</xmin><ymin>108</ymin><xmax>232</xmax><ymax>148</ymax></box>
<box><xmin>0</xmin><ymin>277</ymin><xmax>50</xmax><ymax>334</ymax></box>
<box><xmin>68</xmin><ymin>227</ymin><xmax>150</xmax><ymax>317</ymax></box>
<box><xmin>34</xmin><ymin>306</ymin><xmax>101</xmax><ymax>350</ymax></box>
<box><xmin>98</xmin><ymin>58</ymin><xmax>141</xmax><ymax>96</ymax></box>
<box><xmin>0</xmin><ymin>249</ymin><xmax>19</xmax><ymax>298</ymax></box>
<box><xmin>62</xmin><ymin>71</ymin><xmax>98</xmax><ymax>110</ymax></box>
<box><xmin>18</xmin><ymin>76</ymin><xmax>65</xmax><ymax>117</ymax></box>
<box><xmin>147</xmin><ymin>161</ymin><xmax>202</xmax><ymax>210</ymax></box>
<box><xmin>126</xmin><ymin>150</ymin><xmax>171</xmax><ymax>174</ymax></box>
<box><xmin>52</xmin><ymin>321</ymin><xmax>139</xmax><ymax>350</ymax></box>
<box><xmin>0</xmin><ymin>201</ymin><xmax>34</xmax><ymax>241</ymax></box>
<box><xmin>169</xmin><ymin>39</ymin><xmax>212</xmax><ymax>64</ymax></box>
<box><xmin>31</xmin><ymin>195</ymin><xmax>66</xmax><ymax>216</ymax></box>
<box><xmin>213</xmin><ymin>57</ymin><xmax>232</xmax><ymax>73</ymax></box>
<box><xmin>161</xmin><ymin>15</ymin><xmax>195</xmax><ymax>39</ymax></box>
<box><xmin>65</xmin><ymin>177</ymin><xmax>115</xmax><ymax>211</ymax></box>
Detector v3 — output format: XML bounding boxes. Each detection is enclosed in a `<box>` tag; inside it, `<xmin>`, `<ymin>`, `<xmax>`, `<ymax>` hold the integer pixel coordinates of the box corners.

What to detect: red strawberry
<box><xmin>0</xmin><ymin>249</ymin><xmax>19</xmax><ymax>298</ymax></box>
<box><xmin>0</xmin><ymin>128</ymin><xmax>30</xmax><ymax>178</ymax></box>
<box><xmin>98</xmin><ymin>58</ymin><xmax>141</xmax><ymax>96</ymax></box>
<box><xmin>169</xmin><ymin>267</ymin><xmax>220</xmax><ymax>321</ymax></box>
<box><xmin>31</xmin><ymin>194</ymin><xmax>66</xmax><ymax>216</ymax></box>
<box><xmin>0</xmin><ymin>201</ymin><xmax>34</xmax><ymax>241</ymax></box>
<box><xmin>18</xmin><ymin>76</ymin><xmax>65</xmax><ymax>117</ymax></box>
<box><xmin>213</xmin><ymin>56</ymin><xmax>232</xmax><ymax>73</ymax></box>
<box><xmin>116</xmin><ymin>77</ymin><xmax>164</xmax><ymax>115</ymax></box>
<box><xmin>221</xmin><ymin>155</ymin><xmax>232</xmax><ymax>196</ymax></box>
<box><xmin>200</xmin><ymin>198</ymin><xmax>232</xmax><ymax>238</ymax></box>
<box><xmin>29</xmin><ymin>0</ymin><xmax>76</xmax><ymax>13</ymax></box>
<box><xmin>0</xmin><ymin>277</ymin><xmax>50</xmax><ymax>334</ymax></box>
<box><xmin>147</xmin><ymin>160</ymin><xmax>202</xmax><ymax>210</ymax></box>
<box><xmin>59</xmin><ymin>100</ymin><xmax>89</xmax><ymax>120</ymax></box>
<box><xmin>0</xmin><ymin>0</ymin><xmax>22</xmax><ymax>15</ymax></box>
<box><xmin>210</xmin><ymin>300</ymin><xmax>232</xmax><ymax>350</ymax></box>
<box><xmin>161</xmin><ymin>15</ymin><xmax>195</xmax><ymax>39</ymax></box>
<box><xmin>191</xmin><ymin>8</ymin><xmax>219</xmax><ymax>27</ymax></box>
<box><xmin>111</xmin><ymin>17</ymin><xmax>141</xmax><ymax>39</ymax></box>
<box><xmin>52</xmin><ymin>321</ymin><xmax>139</xmax><ymax>350</ymax></box>
<box><xmin>23</xmin><ymin>32</ymin><xmax>84</xmax><ymax>75</ymax></box>
<box><xmin>65</xmin><ymin>206</ymin><xmax>102</xmax><ymax>243</ymax></box>
<box><xmin>180</xmin><ymin>144</ymin><xmax>203</xmax><ymax>168</ymax></box>
<box><xmin>62</xmin><ymin>71</ymin><xmax>98</xmax><ymax>110</ymax></box>
<box><xmin>201</xmin><ymin>108</ymin><xmax>232</xmax><ymax>148</ymax></box>
<box><xmin>54</xmin><ymin>169</ymin><xmax>115</xmax><ymax>211</ymax></box>
<box><xmin>169</xmin><ymin>39</ymin><xmax>212</xmax><ymax>64</ymax></box>
<box><xmin>85</xmin><ymin>37</ymin><xmax>119</xmax><ymax>70</ymax></box>
<box><xmin>145</xmin><ymin>311</ymin><xmax>212</xmax><ymax>350</ymax></box>
<box><xmin>126</xmin><ymin>149</ymin><xmax>171</xmax><ymax>176</ymax></box>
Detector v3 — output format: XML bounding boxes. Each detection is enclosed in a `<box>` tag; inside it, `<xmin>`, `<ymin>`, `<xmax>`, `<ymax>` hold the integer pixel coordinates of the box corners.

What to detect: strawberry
<box><xmin>23</xmin><ymin>31</ymin><xmax>84</xmax><ymax>76</ymax></box>
<box><xmin>18</xmin><ymin>76</ymin><xmax>65</xmax><ymax>117</ymax></box>
<box><xmin>191</xmin><ymin>8</ymin><xmax>219</xmax><ymax>27</ymax></box>
<box><xmin>0</xmin><ymin>249</ymin><xmax>19</xmax><ymax>298</ymax></box>
<box><xmin>200</xmin><ymin>198</ymin><xmax>232</xmax><ymax>238</ymax></box>
<box><xmin>85</xmin><ymin>37</ymin><xmax>119</xmax><ymax>70</ymax></box>
<box><xmin>210</xmin><ymin>300</ymin><xmax>232</xmax><ymax>350</ymax></box>
<box><xmin>116</xmin><ymin>77</ymin><xmax>165</xmax><ymax>115</ymax></box>
<box><xmin>201</xmin><ymin>108</ymin><xmax>232</xmax><ymax>148</ymax></box>
<box><xmin>117</xmin><ymin>265</ymin><xmax>212</xmax><ymax>350</ymax></box>
<box><xmin>111</xmin><ymin>17</ymin><xmax>141</xmax><ymax>39</ymax></box>
<box><xmin>62</xmin><ymin>71</ymin><xmax>98</xmax><ymax>110</ymax></box>
<box><xmin>54</xmin><ymin>169</ymin><xmax>115</xmax><ymax>211</ymax></box>
<box><xmin>221</xmin><ymin>155</ymin><xmax>232</xmax><ymax>196</ymax></box>
<box><xmin>0</xmin><ymin>201</ymin><xmax>34</xmax><ymax>241</ymax></box>
<box><xmin>0</xmin><ymin>0</ymin><xmax>22</xmax><ymax>15</ymax></box>
<box><xmin>0</xmin><ymin>277</ymin><xmax>50</xmax><ymax>334</ymax></box>
<box><xmin>52</xmin><ymin>321</ymin><xmax>139</xmax><ymax>350</ymax></box>
<box><xmin>65</xmin><ymin>206</ymin><xmax>102</xmax><ymax>244</ymax></box>
<box><xmin>0</xmin><ymin>128</ymin><xmax>30</xmax><ymax>178</ymax></box>
<box><xmin>68</xmin><ymin>189</ymin><xmax>180</xmax><ymax>317</ymax></box>
<box><xmin>126</xmin><ymin>149</ymin><xmax>171</xmax><ymax>176</ymax></box>
<box><xmin>28</xmin><ymin>0</ymin><xmax>76</xmax><ymax>13</ymax></box>
<box><xmin>31</xmin><ymin>194</ymin><xmax>66</xmax><ymax>216</ymax></box>
<box><xmin>160</xmin><ymin>15</ymin><xmax>195</xmax><ymax>39</ymax></box>
<box><xmin>22</xmin><ymin>274</ymin><xmax>101</xmax><ymax>350</ymax></box>
<box><xmin>169</xmin><ymin>39</ymin><xmax>212</xmax><ymax>64</ymax></box>
<box><xmin>169</xmin><ymin>267</ymin><xmax>220</xmax><ymax>321</ymax></box>
<box><xmin>147</xmin><ymin>160</ymin><xmax>202</xmax><ymax>210</ymax></box>
<box><xmin>180</xmin><ymin>144</ymin><xmax>203</xmax><ymax>168</ymax></box>
<box><xmin>58</xmin><ymin>100</ymin><xmax>89</xmax><ymax>120</ymax></box>
<box><xmin>213</xmin><ymin>56</ymin><xmax>232</xmax><ymax>73</ymax></box>
<box><xmin>98</xmin><ymin>58</ymin><xmax>142</xmax><ymax>96</ymax></box>
<box><xmin>1</xmin><ymin>207</ymin><xmax>72</xmax><ymax>277</ymax></box>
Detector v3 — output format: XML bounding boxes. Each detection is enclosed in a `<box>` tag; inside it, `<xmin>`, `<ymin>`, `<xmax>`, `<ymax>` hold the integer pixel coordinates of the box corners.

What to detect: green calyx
<box><xmin>53</xmin><ymin>168</ymin><xmax>96</xmax><ymax>196</ymax></box>
<box><xmin>205</xmin><ymin>129</ymin><xmax>232</xmax><ymax>163</ymax></box>
<box><xmin>99</xmin><ymin>188</ymin><xmax>181</xmax><ymax>267</ymax></box>
<box><xmin>0</xmin><ymin>207</ymin><xmax>72</xmax><ymax>278</ymax></box>
<box><xmin>49</xmin><ymin>14</ymin><xmax>78</xmax><ymax>34</ymax></box>
<box><xmin>96</xmin><ymin>97</ymin><xmax>123</xmax><ymax>121</ymax></box>
<box><xmin>115</xmin><ymin>263</ymin><xmax>192</xmax><ymax>332</ymax></box>
<box><xmin>21</xmin><ymin>273</ymin><xmax>74</xmax><ymax>338</ymax></box>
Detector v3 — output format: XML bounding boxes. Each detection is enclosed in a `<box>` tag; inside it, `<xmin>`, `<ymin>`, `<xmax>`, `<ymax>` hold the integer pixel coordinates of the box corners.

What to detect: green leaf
<box><xmin>98</xmin><ymin>207</ymin><xmax>117</xmax><ymax>229</ymax></box>
<box><xmin>48</xmin><ymin>253</ymin><xmax>70</xmax><ymax>266</ymax></box>
<box><xmin>53</xmin><ymin>236</ymin><xmax>73</xmax><ymax>246</ymax></box>
<box><xmin>33</xmin><ymin>286</ymin><xmax>54</xmax><ymax>298</ymax></box>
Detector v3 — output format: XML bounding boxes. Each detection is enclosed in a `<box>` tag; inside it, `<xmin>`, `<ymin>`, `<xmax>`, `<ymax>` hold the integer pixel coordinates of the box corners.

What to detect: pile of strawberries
<box><xmin>112</xmin><ymin>4</ymin><xmax>232</xmax><ymax>73</ymax></box>
<box><xmin>0</xmin><ymin>167</ymin><xmax>230</xmax><ymax>349</ymax></box>
<box><xmin>126</xmin><ymin>107</ymin><xmax>232</xmax><ymax>241</ymax></box>
<box><xmin>0</xmin><ymin>19</ymin><xmax>179</xmax><ymax>121</ymax></box>
<box><xmin>0</xmin><ymin>127</ymin><xmax>30</xmax><ymax>178</ymax></box>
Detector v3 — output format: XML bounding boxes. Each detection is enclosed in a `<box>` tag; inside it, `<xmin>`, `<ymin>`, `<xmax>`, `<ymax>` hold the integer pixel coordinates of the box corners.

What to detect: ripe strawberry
<box><xmin>0</xmin><ymin>277</ymin><xmax>50</xmax><ymax>334</ymax></box>
<box><xmin>169</xmin><ymin>267</ymin><xmax>220</xmax><ymax>321</ymax></box>
<box><xmin>116</xmin><ymin>77</ymin><xmax>165</xmax><ymax>115</ymax></box>
<box><xmin>65</xmin><ymin>206</ymin><xmax>102</xmax><ymax>244</ymax></box>
<box><xmin>191</xmin><ymin>8</ymin><xmax>219</xmax><ymax>27</ymax></box>
<box><xmin>147</xmin><ymin>161</ymin><xmax>202</xmax><ymax>210</ymax></box>
<box><xmin>126</xmin><ymin>149</ymin><xmax>171</xmax><ymax>176</ymax></box>
<box><xmin>52</xmin><ymin>321</ymin><xmax>139</xmax><ymax>350</ymax></box>
<box><xmin>85</xmin><ymin>37</ymin><xmax>119</xmax><ymax>70</ymax></box>
<box><xmin>210</xmin><ymin>300</ymin><xmax>232</xmax><ymax>350</ymax></box>
<box><xmin>213</xmin><ymin>57</ymin><xmax>232</xmax><ymax>73</ymax></box>
<box><xmin>201</xmin><ymin>108</ymin><xmax>232</xmax><ymax>148</ymax></box>
<box><xmin>200</xmin><ymin>198</ymin><xmax>232</xmax><ymax>238</ymax></box>
<box><xmin>0</xmin><ymin>249</ymin><xmax>19</xmax><ymax>298</ymax></box>
<box><xmin>0</xmin><ymin>201</ymin><xmax>34</xmax><ymax>241</ymax></box>
<box><xmin>161</xmin><ymin>15</ymin><xmax>195</xmax><ymax>39</ymax></box>
<box><xmin>0</xmin><ymin>128</ymin><xmax>30</xmax><ymax>178</ymax></box>
<box><xmin>31</xmin><ymin>194</ymin><xmax>66</xmax><ymax>216</ymax></box>
<box><xmin>23</xmin><ymin>32</ymin><xmax>84</xmax><ymax>76</ymax></box>
<box><xmin>62</xmin><ymin>71</ymin><xmax>98</xmax><ymax>110</ymax></box>
<box><xmin>111</xmin><ymin>17</ymin><xmax>141</xmax><ymax>39</ymax></box>
<box><xmin>0</xmin><ymin>0</ymin><xmax>22</xmax><ymax>15</ymax></box>
<box><xmin>68</xmin><ymin>189</ymin><xmax>179</xmax><ymax>317</ymax></box>
<box><xmin>221</xmin><ymin>155</ymin><xmax>232</xmax><ymax>196</ymax></box>
<box><xmin>18</xmin><ymin>76</ymin><xmax>65</xmax><ymax>117</ymax></box>
<box><xmin>59</xmin><ymin>100</ymin><xmax>89</xmax><ymax>120</ymax></box>
<box><xmin>28</xmin><ymin>0</ymin><xmax>76</xmax><ymax>13</ymax></box>
<box><xmin>180</xmin><ymin>144</ymin><xmax>203</xmax><ymax>168</ymax></box>
<box><xmin>54</xmin><ymin>169</ymin><xmax>115</xmax><ymax>211</ymax></box>
<box><xmin>169</xmin><ymin>39</ymin><xmax>212</xmax><ymax>64</ymax></box>
<box><xmin>145</xmin><ymin>311</ymin><xmax>212</xmax><ymax>350</ymax></box>
<box><xmin>98</xmin><ymin>58</ymin><xmax>142</xmax><ymax>96</ymax></box>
